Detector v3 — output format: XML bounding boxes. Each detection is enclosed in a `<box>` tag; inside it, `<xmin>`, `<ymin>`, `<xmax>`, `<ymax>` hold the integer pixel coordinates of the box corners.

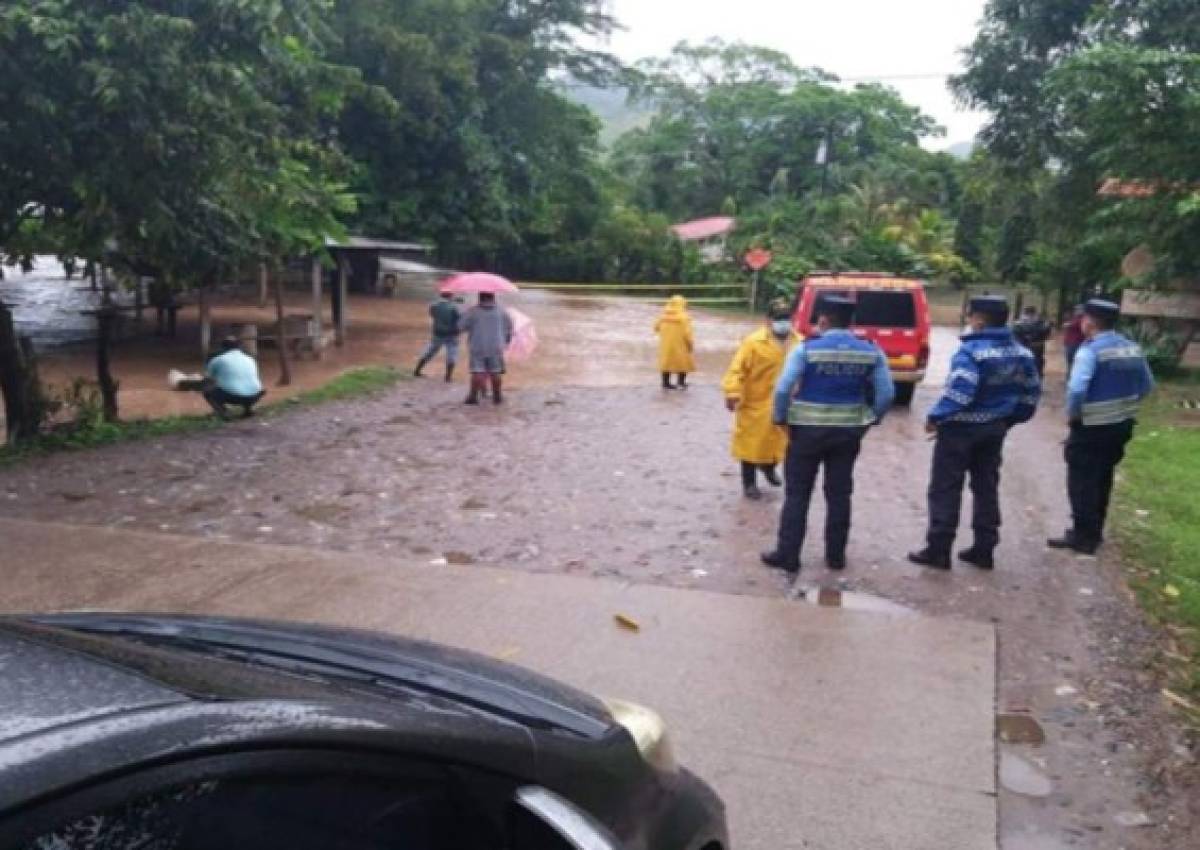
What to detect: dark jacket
<box><xmin>430</xmin><ymin>300</ymin><xmax>462</xmax><ymax>338</ymax></box>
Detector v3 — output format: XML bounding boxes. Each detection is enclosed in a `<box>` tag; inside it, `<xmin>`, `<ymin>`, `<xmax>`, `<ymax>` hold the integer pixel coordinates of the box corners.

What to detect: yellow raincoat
<box><xmin>654</xmin><ymin>296</ymin><xmax>696</xmax><ymax>374</ymax></box>
<box><xmin>722</xmin><ymin>327</ymin><xmax>793</xmax><ymax>464</ymax></box>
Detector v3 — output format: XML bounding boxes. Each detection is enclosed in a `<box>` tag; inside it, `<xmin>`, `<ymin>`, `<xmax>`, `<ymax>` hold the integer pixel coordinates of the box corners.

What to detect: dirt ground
<box><xmin>1</xmin><ymin>291</ymin><xmax>1196</xmax><ymax>848</ymax></box>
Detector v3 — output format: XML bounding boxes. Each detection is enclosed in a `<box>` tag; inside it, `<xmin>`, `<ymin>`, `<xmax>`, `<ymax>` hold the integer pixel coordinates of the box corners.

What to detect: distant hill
<box><xmin>561</xmin><ymin>84</ymin><xmax>654</xmax><ymax>147</ymax></box>
<box><xmin>944</xmin><ymin>140</ymin><xmax>976</xmax><ymax>160</ymax></box>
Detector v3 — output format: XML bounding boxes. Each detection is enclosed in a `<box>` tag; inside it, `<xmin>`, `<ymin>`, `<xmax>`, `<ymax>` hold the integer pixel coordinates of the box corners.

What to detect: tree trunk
<box><xmin>0</xmin><ymin>299</ymin><xmax>41</xmax><ymax>443</ymax></box>
<box><xmin>96</xmin><ymin>304</ymin><xmax>120</xmax><ymax>423</ymax></box>
<box><xmin>272</xmin><ymin>268</ymin><xmax>292</xmax><ymax>387</ymax></box>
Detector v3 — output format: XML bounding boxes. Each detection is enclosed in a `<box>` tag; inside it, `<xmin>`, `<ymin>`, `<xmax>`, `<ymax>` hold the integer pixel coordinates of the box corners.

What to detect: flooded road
<box><xmin>9</xmin><ymin>271</ymin><xmax>765</xmax><ymax>420</ymax></box>
<box><xmin>0</xmin><ymin>289</ymin><xmax>1194</xmax><ymax>848</ymax></box>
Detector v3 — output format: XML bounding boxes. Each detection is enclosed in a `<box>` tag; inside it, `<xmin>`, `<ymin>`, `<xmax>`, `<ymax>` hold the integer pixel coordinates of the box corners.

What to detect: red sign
<box><xmin>745</xmin><ymin>249</ymin><xmax>773</xmax><ymax>272</ymax></box>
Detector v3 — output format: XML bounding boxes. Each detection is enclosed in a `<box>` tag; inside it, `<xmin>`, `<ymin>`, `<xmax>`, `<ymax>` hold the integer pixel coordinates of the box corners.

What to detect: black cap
<box><xmin>968</xmin><ymin>295</ymin><xmax>1010</xmax><ymax>318</ymax></box>
<box><xmin>816</xmin><ymin>295</ymin><xmax>856</xmax><ymax>321</ymax></box>
<box><xmin>1083</xmin><ymin>298</ymin><xmax>1120</xmax><ymax>321</ymax></box>
<box><xmin>767</xmin><ymin>298</ymin><xmax>792</xmax><ymax>320</ymax></box>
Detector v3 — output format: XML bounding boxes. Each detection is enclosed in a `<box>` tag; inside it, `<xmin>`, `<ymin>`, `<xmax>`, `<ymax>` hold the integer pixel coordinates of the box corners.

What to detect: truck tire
<box><xmin>893</xmin><ymin>382</ymin><xmax>916</xmax><ymax>406</ymax></box>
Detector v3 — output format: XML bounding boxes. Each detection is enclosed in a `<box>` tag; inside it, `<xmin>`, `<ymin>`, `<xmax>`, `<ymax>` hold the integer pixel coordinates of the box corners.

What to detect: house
<box><xmin>670</xmin><ymin>216</ymin><xmax>736</xmax><ymax>264</ymax></box>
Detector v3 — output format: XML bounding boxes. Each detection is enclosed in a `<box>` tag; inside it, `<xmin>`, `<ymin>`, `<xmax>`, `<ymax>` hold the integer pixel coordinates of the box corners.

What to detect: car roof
<box><xmin>802</xmin><ymin>274</ymin><xmax>926</xmax><ymax>290</ymax></box>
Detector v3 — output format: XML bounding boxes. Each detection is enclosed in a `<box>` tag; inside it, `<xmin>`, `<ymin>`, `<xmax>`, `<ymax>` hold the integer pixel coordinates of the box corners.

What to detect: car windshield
<box><xmin>853</xmin><ymin>291</ymin><xmax>917</xmax><ymax>328</ymax></box>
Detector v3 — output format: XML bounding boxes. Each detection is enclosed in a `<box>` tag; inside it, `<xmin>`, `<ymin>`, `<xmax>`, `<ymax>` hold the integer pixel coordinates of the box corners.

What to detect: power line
<box><xmin>837</xmin><ymin>73</ymin><xmax>957</xmax><ymax>83</ymax></box>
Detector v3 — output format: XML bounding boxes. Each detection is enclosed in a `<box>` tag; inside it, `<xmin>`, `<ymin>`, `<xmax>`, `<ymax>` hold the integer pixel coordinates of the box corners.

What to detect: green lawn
<box><xmin>1115</xmin><ymin>376</ymin><xmax>1200</xmax><ymax>716</ymax></box>
<box><xmin>0</xmin><ymin>366</ymin><xmax>405</xmax><ymax>465</ymax></box>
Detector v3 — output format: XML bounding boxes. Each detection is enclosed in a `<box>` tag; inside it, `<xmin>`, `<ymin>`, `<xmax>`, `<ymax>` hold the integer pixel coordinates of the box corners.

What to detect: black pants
<box><xmin>775</xmin><ymin>426</ymin><xmax>867</xmax><ymax>562</ymax></box>
<box><xmin>204</xmin><ymin>387</ymin><xmax>265</xmax><ymax>418</ymax></box>
<box><xmin>1066</xmin><ymin>420</ymin><xmax>1134</xmax><ymax>546</ymax></box>
<box><xmin>741</xmin><ymin>462</ymin><xmax>777</xmax><ymax>489</ymax></box>
<box><xmin>926</xmin><ymin>420</ymin><xmax>1010</xmax><ymax>555</ymax></box>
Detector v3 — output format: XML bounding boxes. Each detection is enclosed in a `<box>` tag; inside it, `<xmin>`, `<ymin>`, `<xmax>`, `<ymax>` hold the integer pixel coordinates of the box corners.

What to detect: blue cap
<box><xmin>968</xmin><ymin>295</ymin><xmax>1010</xmax><ymax>318</ymax></box>
<box><xmin>1084</xmin><ymin>298</ymin><xmax>1120</xmax><ymax>320</ymax></box>
<box><xmin>816</xmin><ymin>295</ymin><xmax>856</xmax><ymax>320</ymax></box>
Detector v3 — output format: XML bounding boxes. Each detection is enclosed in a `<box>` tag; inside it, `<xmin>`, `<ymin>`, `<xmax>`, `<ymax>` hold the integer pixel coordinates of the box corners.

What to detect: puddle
<box><xmin>997</xmin><ymin>712</ymin><xmax>1046</xmax><ymax>745</ymax></box>
<box><xmin>791</xmin><ymin>585</ymin><xmax>915</xmax><ymax>617</ymax></box>
<box><xmin>1000</xmin><ymin>751</ymin><xmax>1054</xmax><ymax>797</ymax></box>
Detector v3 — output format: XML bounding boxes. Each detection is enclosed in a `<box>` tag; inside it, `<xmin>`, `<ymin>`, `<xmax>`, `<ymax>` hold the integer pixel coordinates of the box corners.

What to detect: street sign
<box><xmin>745</xmin><ymin>249</ymin><xmax>773</xmax><ymax>272</ymax></box>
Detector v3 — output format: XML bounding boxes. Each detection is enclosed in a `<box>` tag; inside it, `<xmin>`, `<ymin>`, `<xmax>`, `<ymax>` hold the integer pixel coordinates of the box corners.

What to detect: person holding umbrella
<box><xmin>442</xmin><ymin>273</ymin><xmax>520</xmax><ymax>406</ymax></box>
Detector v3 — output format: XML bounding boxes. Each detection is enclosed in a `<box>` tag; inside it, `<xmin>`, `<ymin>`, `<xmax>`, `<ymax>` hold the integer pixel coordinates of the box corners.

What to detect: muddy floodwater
<box><xmin>5</xmin><ymin>262</ymin><xmax>774</xmax><ymax>420</ymax></box>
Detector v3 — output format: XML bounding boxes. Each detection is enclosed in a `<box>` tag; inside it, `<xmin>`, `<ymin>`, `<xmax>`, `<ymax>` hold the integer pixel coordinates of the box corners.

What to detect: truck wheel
<box><xmin>893</xmin><ymin>382</ymin><xmax>916</xmax><ymax>406</ymax></box>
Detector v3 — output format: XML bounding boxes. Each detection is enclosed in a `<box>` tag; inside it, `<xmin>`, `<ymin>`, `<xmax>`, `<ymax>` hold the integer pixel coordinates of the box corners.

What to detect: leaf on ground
<box><xmin>1163</xmin><ymin>584</ymin><xmax>1182</xmax><ymax>599</ymax></box>
<box><xmin>614</xmin><ymin>613</ymin><xmax>641</xmax><ymax>633</ymax></box>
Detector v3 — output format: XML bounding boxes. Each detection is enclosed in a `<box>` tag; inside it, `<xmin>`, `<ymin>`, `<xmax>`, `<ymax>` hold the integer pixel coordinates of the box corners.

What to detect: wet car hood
<box><xmin>7</xmin><ymin>613</ymin><xmax>615</xmax><ymax>739</ymax></box>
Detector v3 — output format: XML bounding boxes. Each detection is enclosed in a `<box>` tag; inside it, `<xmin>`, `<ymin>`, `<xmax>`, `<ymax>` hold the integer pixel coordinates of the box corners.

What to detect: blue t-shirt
<box><xmin>206</xmin><ymin>349</ymin><xmax>263</xmax><ymax>397</ymax></box>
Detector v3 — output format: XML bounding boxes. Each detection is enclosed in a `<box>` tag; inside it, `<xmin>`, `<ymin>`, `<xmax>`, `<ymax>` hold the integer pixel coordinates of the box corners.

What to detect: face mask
<box><xmin>771</xmin><ymin>320</ymin><xmax>792</xmax><ymax>337</ymax></box>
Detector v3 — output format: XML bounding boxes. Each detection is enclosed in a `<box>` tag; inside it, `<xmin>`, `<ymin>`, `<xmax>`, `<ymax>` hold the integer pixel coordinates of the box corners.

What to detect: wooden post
<box><xmin>134</xmin><ymin>278</ymin><xmax>145</xmax><ymax>326</ymax></box>
<box><xmin>749</xmin><ymin>271</ymin><xmax>760</xmax><ymax>312</ymax></box>
<box><xmin>235</xmin><ymin>323</ymin><xmax>259</xmax><ymax>357</ymax></box>
<box><xmin>310</xmin><ymin>257</ymin><xmax>323</xmax><ymax>356</ymax></box>
<box><xmin>258</xmin><ymin>263</ymin><xmax>269</xmax><ymax>307</ymax></box>
<box><xmin>199</xmin><ymin>288</ymin><xmax>212</xmax><ymax>358</ymax></box>
<box><xmin>272</xmin><ymin>267</ymin><xmax>292</xmax><ymax>387</ymax></box>
<box><xmin>334</xmin><ymin>258</ymin><xmax>349</xmax><ymax>347</ymax></box>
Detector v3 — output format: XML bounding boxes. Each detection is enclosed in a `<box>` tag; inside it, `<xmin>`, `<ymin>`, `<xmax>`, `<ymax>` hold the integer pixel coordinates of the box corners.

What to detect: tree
<box><xmin>0</xmin><ymin>0</ymin><xmax>357</xmax><ymax>430</ymax></box>
<box><xmin>329</xmin><ymin>0</ymin><xmax>618</xmax><ymax>274</ymax></box>
<box><xmin>955</xmin><ymin>0</ymin><xmax>1200</xmax><ymax>290</ymax></box>
<box><xmin>612</xmin><ymin>40</ymin><xmax>940</xmax><ymax>220</ymax></box>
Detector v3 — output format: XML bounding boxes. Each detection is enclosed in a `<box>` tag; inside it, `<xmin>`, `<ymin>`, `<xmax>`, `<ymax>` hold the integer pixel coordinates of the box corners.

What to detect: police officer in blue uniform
<box><xmin>761</xmin><ymin>296</ymin><xmax>895</xmax><ymax>574</ymax></box>
<box><xmin>909</xmin><ymin>296</ymin><xmax>1041</xmax><ymax>570</ymax></box>
<box><xmin>1048</xmin><ymin>299</ymin><xmax>1154</xmax><ymax>554</ymax></box>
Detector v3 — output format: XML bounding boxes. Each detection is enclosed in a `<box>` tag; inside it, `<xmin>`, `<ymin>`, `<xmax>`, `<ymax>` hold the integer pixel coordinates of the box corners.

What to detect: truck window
<box><xmin>807</xmin><ymin>290</ymin><xmax>851</xmax><ymax>323</ymax></box>
<box><xmin>854</xmin><ymin>291</ymin><xmax>917</xmax><ymax>328</ymax></box>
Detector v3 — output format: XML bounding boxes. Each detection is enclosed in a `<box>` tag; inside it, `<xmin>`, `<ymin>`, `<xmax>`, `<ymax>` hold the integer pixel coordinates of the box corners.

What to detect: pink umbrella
<box><xmin>506</xmin><ymin>308</ymin><xmax>538</xmax><ymax>362</ymax></box>
<box><xmin>441</xmin><ymin>272</ymin><xmax>520</xmax><ymax>295</ymax></box>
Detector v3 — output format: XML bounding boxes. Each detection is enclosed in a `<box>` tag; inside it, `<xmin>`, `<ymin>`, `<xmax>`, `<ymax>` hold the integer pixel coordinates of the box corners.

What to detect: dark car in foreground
<box><xmin>0</xmin><ymin>614</ymin><xmax>727</xmax><ymax>850</ymax></box>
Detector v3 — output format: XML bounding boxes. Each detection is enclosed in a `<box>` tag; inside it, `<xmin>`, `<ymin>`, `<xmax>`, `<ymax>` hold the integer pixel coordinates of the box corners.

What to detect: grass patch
<box><xmin>0</xmin><ymin>366</ymin><xmax>405</xmax><ymax>466</ymax></box>
<box><xmin>1115</xmin><ymin>373</ymin><xmax>1200</xmax><ymax>718</ymax></box>
<box><xmin>286</xmin><ymin>365</ymin><xmax>404</xmax><ymax>406</ymax></box>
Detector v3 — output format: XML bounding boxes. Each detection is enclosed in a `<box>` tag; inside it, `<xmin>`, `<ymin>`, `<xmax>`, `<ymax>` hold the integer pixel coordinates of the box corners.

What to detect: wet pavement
<box><xmin>0</xmin><ymin>516</ymin><xmax>998</xmax><ymax>850</ymax></box>
<box><xmin>0</xmin><ymin>290</ymin><xmax>1196</xmax><ymax>848</ymax></box>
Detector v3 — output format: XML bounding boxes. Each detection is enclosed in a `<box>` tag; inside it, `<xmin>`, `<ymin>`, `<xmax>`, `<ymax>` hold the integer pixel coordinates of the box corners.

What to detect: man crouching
<box><xmin>204</xmin><ymin>337</ymin><xmax>265</xmax><ymax>420</ymax></box>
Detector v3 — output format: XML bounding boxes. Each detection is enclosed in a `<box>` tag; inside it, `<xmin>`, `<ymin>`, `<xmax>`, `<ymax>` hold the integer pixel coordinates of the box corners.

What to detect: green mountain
<box><xmin>561</xmin><ymin>84</ymin><xmax>653</xmax><ymax>147</ymax></box>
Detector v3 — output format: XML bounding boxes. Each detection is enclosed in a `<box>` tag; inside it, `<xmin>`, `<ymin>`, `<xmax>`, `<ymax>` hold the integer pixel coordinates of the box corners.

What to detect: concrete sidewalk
<box><xmin>1</xmin><ymin>517</ymin><xmax>997</xmax><ymax>849</ymax></box>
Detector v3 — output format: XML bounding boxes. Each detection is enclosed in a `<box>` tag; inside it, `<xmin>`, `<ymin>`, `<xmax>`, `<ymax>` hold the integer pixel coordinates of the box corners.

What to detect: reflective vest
<box><xmin>788</xmin><ymin>331</ymin><xmax>880</xmax><ymax>427</ymax></box>
<box><xmin>1081</xmin><ymin>333</ymin><xmax>1149</xmax><ymax>426</ymax></box>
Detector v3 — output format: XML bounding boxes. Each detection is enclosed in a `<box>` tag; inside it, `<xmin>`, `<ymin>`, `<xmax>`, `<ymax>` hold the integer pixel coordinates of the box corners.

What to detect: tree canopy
<box><xmin>955</xmin><ymin>0</ymin><xmax>1200</xmax><ymax>290</ymax></box>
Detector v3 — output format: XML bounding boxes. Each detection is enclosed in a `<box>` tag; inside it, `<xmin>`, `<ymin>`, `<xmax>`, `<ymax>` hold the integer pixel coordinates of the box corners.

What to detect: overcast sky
<box><xmin>596</xmin><ymin>0</ymin><xmax>991</xmax><ymax>149</ymax></box>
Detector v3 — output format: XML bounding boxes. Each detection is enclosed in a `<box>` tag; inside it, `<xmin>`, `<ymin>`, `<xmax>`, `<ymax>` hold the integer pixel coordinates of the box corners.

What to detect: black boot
<box><xmin>761</xmin><ymin>465</ymin><xmax>782</xmax><ymax>487</ymax></box>
<box><xmin>1047</xmin><ymin>531</ymin><xmax>1098</xmax><ymax>555</ymax></box>
<box><xmin>414</xmin><ymin>357</ymin><xmax>430</xmax><ymax>378</ymax></box>
<box><xmin>677</xmin><ymin>373</ymin><xmax>688</xmax><ymax>390</ymax></box>
<box><xmin>465</xmin><ymin>375</ymin><xmax>482</xmax><ymax>405</ymax></box>
<box><xmin>761</xmin><ymin>550</ymin><xmax>801</xmax><ymax>574</ymax></box>
<box><xmin>957</xmin><ymin>547</ymin><xmax>995</xmax><ymax>570</ymax></box>
<box><xmin>445</xmin><ymin>364</ymin><xmax>455</xmax><ymax>383</ymax></box>
<box><xmin>826</xmin><ymin>554</ymin><xmax>847</xmax><ymax>571</ymax></box>
<box><xmin>662</xmin><ymin>372</ymin><xmax>676</xmax><ymax>390</ymax></box>
<box><xmin>490</xmin><ymin>375</ymin><xmax>503</xmax><ymax>405</ymax></box>
<box><xmin>907</xmin><ymin>548</ymin><xmax>951</xmax><ymax>570</ymax></box>
<box><xmin>741</xmin><ymin>463</ymin><xmax>762</xmax><ymax>499</ymax></box>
